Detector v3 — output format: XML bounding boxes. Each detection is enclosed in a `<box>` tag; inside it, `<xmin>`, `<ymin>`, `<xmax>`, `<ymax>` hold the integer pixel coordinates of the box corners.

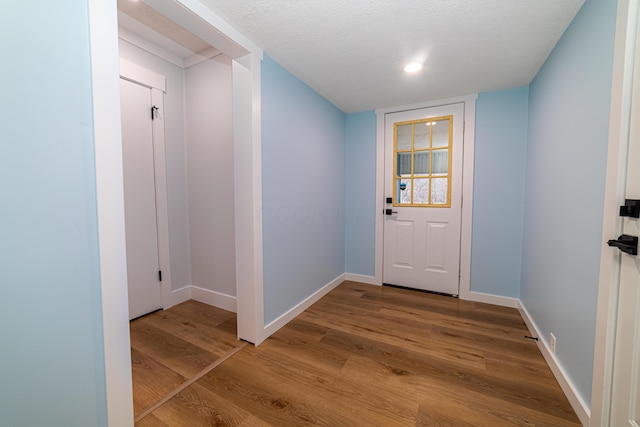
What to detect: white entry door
<box><xmin>120</xmin><ymin>78</ymin><xmax>162</xmax><ymax>320</ymax></box>
<box><xmin>383</xmin><ymin>103</ymin><xmax>464</xmax><ymax>294</ymax></box>
<box><xmin>609</xmin><ymin>14</ymin><xmax>640</xmax><ymax>424</ymax></box>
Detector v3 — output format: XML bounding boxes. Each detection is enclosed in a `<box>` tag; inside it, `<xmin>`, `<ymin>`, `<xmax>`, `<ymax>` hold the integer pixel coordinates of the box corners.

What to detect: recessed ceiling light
<box><xmin>404</xmin><ymin>63</ymin><xmax>423</xmax><ymax>73</ymax></box>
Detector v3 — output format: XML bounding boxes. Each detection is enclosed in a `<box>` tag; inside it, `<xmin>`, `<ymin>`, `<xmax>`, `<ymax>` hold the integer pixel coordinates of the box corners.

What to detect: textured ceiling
<box><xmin>121</xmin><ymin>0</ymin><xmax>585</xmax><ymax>112</ymax></box>
<box><xmin>197</xmin><ymin>0</ymin><xmax>584</xmax><ymax>112</ymax></box>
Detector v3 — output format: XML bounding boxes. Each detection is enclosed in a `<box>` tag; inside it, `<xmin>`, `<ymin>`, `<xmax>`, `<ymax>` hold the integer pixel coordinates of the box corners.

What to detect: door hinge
<box><xmin>158</xmin><ymin>270</ymin><xmax>162</xmax><ymax>282</ymax></box>
<box><xmin>151</xmin><ymin>106</ymin><xmax>159</xmax><ymax>120</ymax></box>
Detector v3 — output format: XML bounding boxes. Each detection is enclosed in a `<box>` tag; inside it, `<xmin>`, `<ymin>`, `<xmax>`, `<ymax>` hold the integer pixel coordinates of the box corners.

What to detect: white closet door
<box><xmin>120</xmin><ymin>78</ymin><xmax>162</xmax><ymax>320</ymax></box>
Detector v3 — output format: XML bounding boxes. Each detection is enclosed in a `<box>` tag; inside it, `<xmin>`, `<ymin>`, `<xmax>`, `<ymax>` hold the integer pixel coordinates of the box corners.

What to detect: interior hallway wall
<box><xmin>345</xmin><ymin>111</ymin><xmax>377</xmax><ymax>277</ymax></box>
<box><xmin>471</xmin><ymin>87</ymin><xmax>529</xmax><ymax>298</ymax></box>
<box><xmin>1</xmin><ymin>1</ymin><xmax>108</xmax><ymax>425</ymax></box>
<box><xmin>185</xmin><ymin>55</ymin><xmax>236</xmax><ymax>298</ymax></box>
<box><xmin>261</xmin><ymin>55</ymin><xmax>346</xmax><ymax>324</ymax></box>
<box><xmin>520</xmin><ymin>0</ymin><xmax>617</xmax><ymax>406</ymax></box>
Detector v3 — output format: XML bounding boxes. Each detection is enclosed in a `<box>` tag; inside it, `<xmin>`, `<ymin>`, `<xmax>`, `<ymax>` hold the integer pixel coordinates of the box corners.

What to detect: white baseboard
<box><xmin>168</xmin><ymin>285</ymin><xmax>192</xmax><ymax>308</ymax></box>
<box><xmin>167</xmin><ymin>285</ymin><xmax>236</xmax><ymax>313</ymax></box>
<box><xmin>261</xmin><ymin>273</ymin><xmax>346</xmax><ymax>340</ymax></box>
<box><xmin>460</xmin><ymin>290</ymin><xmax>519</xmax><ymax>308</ymax></box>
<box><xmin>517</xmin><ymin>301</ymin><xmax>590</xmax><ymax>426</ymax></box>
<box><xmin>191</xmin><ymin>286</ymin><xmax>237</xmax><ymax>313</ymax></box>
<box><xmin>344</xmin><ymin>273</ymin><xmax>380</xmax><ymax>285</ymax></box>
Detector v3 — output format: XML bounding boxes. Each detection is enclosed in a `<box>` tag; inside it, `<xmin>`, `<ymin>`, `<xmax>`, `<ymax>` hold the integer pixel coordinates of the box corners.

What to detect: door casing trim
<box><xmin>374</xmin><ymin>94</ymin><xmax>477</xmax><ymax>298</ymax></box>
<box><xmin>591</xmin><ymin>0</ymin><xmax>638</xmax><ymax>424</ymax></box>
<box><xmin>89</xmin><ymin>0</ymin><xmax>264</xmax><ymax>424</ymax></box>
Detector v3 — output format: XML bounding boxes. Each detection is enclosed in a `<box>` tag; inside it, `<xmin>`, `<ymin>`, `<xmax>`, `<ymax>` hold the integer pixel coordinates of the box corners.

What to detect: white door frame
<box><xmin>88</xmin><ymin>0</ymin><xmax>264</xmax><ymax>425</ymax></box>
<box><xmin>141</xmin><ymin>0</ymin><xmax>265</xmax><ymax>345</ymax></box>
<box><xmin>591</xmin><ymin>0</ymin><xmax>639</xmax><ymax>425</ymax></box>
<box><xmin>374</xmin><ymin>95</ymin><xmax>478</xmax><ymax>301</ymax></box>
<box><xmin>119</xmin><ymin>59</ymin><xmax>173</xmax><ymax>315</ymax></box>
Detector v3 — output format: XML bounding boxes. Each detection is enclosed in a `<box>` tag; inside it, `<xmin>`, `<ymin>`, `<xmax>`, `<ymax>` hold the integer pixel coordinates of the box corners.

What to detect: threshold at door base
<box><xmin>382</xmin><ymin>283</ymin><xmax>459</xmax><ymax>298</ymax></box>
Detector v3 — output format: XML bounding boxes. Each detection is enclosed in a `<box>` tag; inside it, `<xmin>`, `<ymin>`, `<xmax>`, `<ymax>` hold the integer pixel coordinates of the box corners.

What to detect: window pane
<box><xmin>397</xmin><ymin>152</ymin><xmax>411</xmax><ymax>176</ymax></box>
<box><xmin>413</xmin><ymin>178</ymin><xmax>429</xmax><ymax>204</ymax></box>
<box><xmin>397</xmin><ymin>179</ymin><xmax>412</xmax><ymax>204</ymax></box>
<box><xmin>397</xmin><ymin>124</ymin><xmax>412</xmax><ymax>150</ymax></box>
<box><xmin>414</xmin><ymin>122</ymin><xmax>430</xmax><ymax>149</ymax></box>
<box><xmin>432</xmin><ymin>119</ymin><xmax>450</xmax><ymax>148</ymax></box>
<box><xmin>431</xmin><ymin>178</ymin><xmax>448</xmax><ymax>204</ymax></box>
<box><xmin>414</xmin><ymin>152</ymin><xmax>429</xmax><ymax>175</ymax></box>
<box><xmin>432</xmin><ymin>150</ymin><xmax>448</xmax><ymax>175</ymax></box>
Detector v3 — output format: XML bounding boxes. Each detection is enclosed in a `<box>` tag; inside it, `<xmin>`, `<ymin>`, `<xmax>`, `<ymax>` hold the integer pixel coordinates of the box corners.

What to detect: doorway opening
<box><xmin>117</xmin><ymin>8</ymin><xmax>238</xmax><ymax>317</ymax></box>
<box><xmin>90</xmin><ymin>0</ymin><xmax>264</xmax><ymax>422</ymax></box>
<box><xmin>381</xmin><ymin>103</ymin><xmax>464</xmax><ymax>296</ymax></box>
<box><xmin>374</xmin><ymin>96</ymin><xmax>477</xmax><ymax>300</ymax></box>
<box><xmin>117</xmin><ymin>0</ymin><xmax>238</xmax><ymax>415</ymax></box>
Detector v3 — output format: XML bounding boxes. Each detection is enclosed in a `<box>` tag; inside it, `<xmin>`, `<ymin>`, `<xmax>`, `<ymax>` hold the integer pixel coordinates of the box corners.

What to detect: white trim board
<box><xmin>463</xmin><ymin>291</ymin><xmax>519</xmax><ymax>308</ymax></box>
<box><xmin>169</xmin><ymin>286</ymin><xmax>192</xmax><ymax>308</ymax></box>
<box><xmin>89</xmin><ymin>0</ymin><xmax>135</xmax><ymax>425</ymax></box>
<box><xmin>260</xmin><ymin>274</ymin><xmax>346</xmax><ymax>343</ymax></box>
<box><xmin>344</xmin><ymin>273</ymin><xmax>379</xmax><ymax>286</ymax></box>
<box><xmin>374</xmin><ymin>95</ymin><xmax>478</xmax><ymax>298</ymax></box>
<box><xmin>518</xmin><ymin>302</ymin><xmax>590</xmax><ymax>426</ymax></box>
<box><xmin>168</xmin><ymin>285</ymin><xmax>237</xmax><ymax>313</ymax></box>
<box><xmin>120</xmin><ymin>58</ymin><xmax>166</xmax><ymax>92</ymax></box>
<box><xmin>119</xmin><ymin>28</ymin><xmax>224</xmax><ymax>70</ymax></box>
<box><xmin>118</xmin><ymin>27</ymin><xmax>184</xmax><ymax>69</ymax></box>
<box><xmin>191</xmin><ymin>286</ymin><xmax>237</xmax><ymax>313</ymax></box>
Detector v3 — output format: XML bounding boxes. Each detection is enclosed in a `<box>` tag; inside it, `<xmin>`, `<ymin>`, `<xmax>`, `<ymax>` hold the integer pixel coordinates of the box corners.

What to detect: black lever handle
<box><xmin>385</xmin><ymin>209</ymin><xmax>398</xmax><ymax>216</ymax></box>
<box><xmin>607</xmin><ymin>234</ymin><xmax>638</xmax><ymax>255</ymax></box>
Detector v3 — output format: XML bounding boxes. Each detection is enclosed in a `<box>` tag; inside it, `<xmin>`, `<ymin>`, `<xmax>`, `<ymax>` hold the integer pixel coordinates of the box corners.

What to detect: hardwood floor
<box><xmin>131</xmin><ymin>281</ymin><xmax>581</xmax><ymax>426</ymax></box>
<box><xmin>130</xmin><ymin>300</ymin><xmax>244</xmax><ymax>418</ymax></box>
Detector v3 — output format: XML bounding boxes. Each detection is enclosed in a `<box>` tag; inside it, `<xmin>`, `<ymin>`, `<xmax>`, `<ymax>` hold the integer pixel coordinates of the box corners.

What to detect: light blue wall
<box><xmin>521</xmin><ymin>0</ymin><xmax>617</xmax><ymax>406</ymax></box>
<box><xmin>0</xmin><ymin>1</ymin><xmax>107</xmax><ymax>426</ymax></box>
<box><xmin>471</xmin><ymin>87</ymin><xmax>529</xmax><ymax>298</ymax></box>
<box><xmin>262</xmin><ymin>55</ymin><xmax>346</xmax><ymax>324</ymax></box>
<box><xmin>345</xmin><ymin>111</ymin><xmax>377</xmax><ymax>276</ymax></box>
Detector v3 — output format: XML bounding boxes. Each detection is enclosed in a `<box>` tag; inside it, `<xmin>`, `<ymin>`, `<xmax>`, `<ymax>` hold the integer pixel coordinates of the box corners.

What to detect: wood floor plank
<box><xmin>300</xmin><ymin>301</ymin><xmax>487</xmax><ymax>370</ymax></box>
<box><xmin>132</xmin><ymin>284</ymin><xmax>580</xmax><ymax>426</ymax></box>
<box><xmin>130</xmin><ymin>320</ymin><xmax>219</xmax><ymax>378</ymax></box>
<box><xmin>263</xmin><ymin>320</ymin><xmax>350</xmax><ymax>373</ymax></box>
<box><xmin>166</xmin><ymin>300</ymin><xmax>236</xmax><ymax>326</ymax></box>
<box><xmin>197</xmin><ymin>348</ymin><xmax>417</xmax><ymax>426</ymax></box>
<box><xmin>137</xmin><ymin>305</ymin><xmax>240</xmax><ymax>358</ymax></box>
<box><xmin>196</xmin><ymin>357</ymin><xmax>353</xmax><ymax>426</ymax></box>
<box><xmin>256</xmin><ymin>341</ymin><xmax>420</xmax><ymax>423</ymax></box>
<box><xmin>361</xmin><ymin>287</ymin><xmax>526</xmax><ymax>329</ymax></box>
<box><xmin>483</xmin><ymin>350</ymin><xmax>558</xmax><ymax>385</ymax></box>
<box><xmin>379</xmin><ymin>304</ymin><xmax>530</xmax><ymax>344</ymax></box>
<box><xmin>147</xmin><ymin>382</ymin><xmax>259</xmax><ymax>427</ymax></box>
<box><xmin>134</xmin><ymin>413</ymin><xmax>172</xmax><ymax>427</ymax></box>
<box><xmin>429</xmin><ymin>324</ymin><xmax>539</xmax><ymax>359</ymax></box>
<box><xmin>324</xmin><ymin>327</ymin><xmax>578</xmax><ymax>423</ymax></box>
<box><xmin>131</xmin><ymin>347</ymin><xmax>187</xmax><ymax>417</ymax></box>
<box><xmin>416</xmin><ymin>385</ymin><xmax>581</xmax><ymax>427</ymax></box>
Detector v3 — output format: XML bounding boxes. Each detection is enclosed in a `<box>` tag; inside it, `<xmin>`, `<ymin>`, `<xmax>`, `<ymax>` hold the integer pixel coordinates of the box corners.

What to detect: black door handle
<box><xmin>385</xmin><ymin>209</ymin><xmax>398</xmax><ymax>216</ymax></box>
<box><xmin>607</xmin><ymin>234</ymin><xmax>638</xmax><ymax>255</ymax></box>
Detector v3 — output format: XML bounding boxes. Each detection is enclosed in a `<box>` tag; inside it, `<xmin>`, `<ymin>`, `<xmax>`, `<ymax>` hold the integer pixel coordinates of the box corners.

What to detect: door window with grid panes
<box><xmin>394</xmin><ymin>116</ymin><xmax>452</xmax><ymax>207</ymax></box>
